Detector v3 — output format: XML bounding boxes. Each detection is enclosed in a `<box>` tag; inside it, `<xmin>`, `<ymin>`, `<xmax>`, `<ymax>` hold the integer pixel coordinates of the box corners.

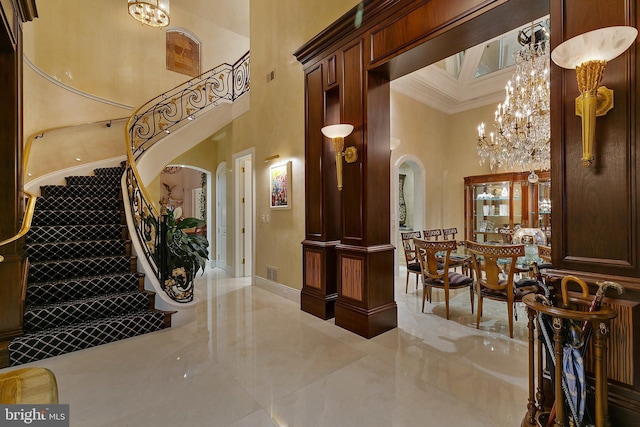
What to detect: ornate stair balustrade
<box><xmin>125</xmin><ymin>51</ymin><xmax>249</xmax><ymax>303</ymax></box>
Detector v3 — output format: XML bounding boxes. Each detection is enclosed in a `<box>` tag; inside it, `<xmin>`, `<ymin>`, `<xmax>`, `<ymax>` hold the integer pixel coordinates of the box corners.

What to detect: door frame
<box><xmin>232</xmin><ymin>148</ymin><xmax>255</xmax><ymax>278</ymax></box>
<box><xmin>216</xmin><ymin>161</ymin><xmax>227</xmax><ymax>270</ymax></box>
<box><xmin>164</xmin><ymin>164</ymin><xmax>213</xmax><ymax>269</ymax></box>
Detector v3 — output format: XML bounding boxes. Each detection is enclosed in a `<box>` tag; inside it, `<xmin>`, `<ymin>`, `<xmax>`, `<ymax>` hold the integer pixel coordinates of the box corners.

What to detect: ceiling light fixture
<box><xmin>477</xmin><ymin>20</ymin><xmax>551</xmax><ymax>173</ymax></box>
<box><xmin>128</xmin><ymin>0</ymin><xmax>170</xmax><ymax>28</ymax></box>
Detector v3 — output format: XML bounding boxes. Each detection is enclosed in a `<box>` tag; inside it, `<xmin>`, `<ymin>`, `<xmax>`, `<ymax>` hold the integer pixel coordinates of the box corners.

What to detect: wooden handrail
<box><xmin>0</xmin><ymin>191</ymin><xmax>37</xmax><ymax>261</ymax></box>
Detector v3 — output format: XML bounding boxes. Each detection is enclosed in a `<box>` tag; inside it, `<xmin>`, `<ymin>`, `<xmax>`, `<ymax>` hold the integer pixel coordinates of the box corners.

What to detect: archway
<box><xmin>160</xmin><ymin>164</ymin><xmax>213</xmax><ymax>268</ymax></box>
<box><xmin>392</xmin><ymin>154</ymin><xmax>425</xmax><ymax>276</ymax></box>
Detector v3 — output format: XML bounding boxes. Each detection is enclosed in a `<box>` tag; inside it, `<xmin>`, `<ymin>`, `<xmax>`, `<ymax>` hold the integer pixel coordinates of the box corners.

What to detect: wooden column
<box><xmin>333</xmin><ymin>46</ymin><xmax>396</xmax><ymax>337</ymax></box>
<box><xmin>300</xmin><ymin>54</ymin><xmax>342</xmax><ymax>319</ymax></box>
<box><xmin>0</xmin><ymin>0</ymin><xmax>36</xmax><ymax>367</ymax></box>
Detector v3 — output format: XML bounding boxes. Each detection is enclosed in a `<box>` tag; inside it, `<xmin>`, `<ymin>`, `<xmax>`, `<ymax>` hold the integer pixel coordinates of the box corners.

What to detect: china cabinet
<box><xmin>463</xmin><ymin>171</ymin><xmax>550</xmax><ymax>243</ymax></box>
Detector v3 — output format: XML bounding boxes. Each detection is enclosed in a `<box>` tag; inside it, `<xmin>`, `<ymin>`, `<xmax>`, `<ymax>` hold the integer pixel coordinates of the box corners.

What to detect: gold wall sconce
<box><xmin>551</xmin><ymin>26</ymin><xmax>637</xmax><ymax>167</ymax></box>
<box><xmin>321</xmin><ymin>124</ymin><xmax>357</xmax><ymax>191</ymax></box>
<box><xmin>264</xmin><ymin>154</ymin><xmax>280</xmax><ymax>163</ymax></box>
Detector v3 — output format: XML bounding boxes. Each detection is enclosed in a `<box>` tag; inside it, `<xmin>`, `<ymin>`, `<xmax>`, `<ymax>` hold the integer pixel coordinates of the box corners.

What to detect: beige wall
<box><xmin>24</xmin><ymin>0</ymin><xmax>249</xmax><ymax>109</ymax></box>
<box><xmin>390</xmin><ymin>91</ymin><xmax>496</xmax><ymax>237</ymax></box>
<box><xmin>224</xmin><ymin>0</ymin><xmax>360</xmax><ymax>289</ymax></box>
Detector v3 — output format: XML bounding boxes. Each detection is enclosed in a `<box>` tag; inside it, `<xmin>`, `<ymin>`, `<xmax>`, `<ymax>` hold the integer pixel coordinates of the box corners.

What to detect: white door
<box><xmin>233</xmin><ymin>150</ymin><xmax>254</xmax><ymax>278</ymax></box>
<box><xmin>216</xmin><ymin>163</ymin><xmax>227</xmax><ymax>269</ymax></box>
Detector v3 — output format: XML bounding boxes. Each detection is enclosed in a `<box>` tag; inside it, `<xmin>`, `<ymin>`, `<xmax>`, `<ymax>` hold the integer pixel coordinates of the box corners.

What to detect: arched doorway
<box><xmin>160</xmin><ymin>165</ymin><xmax>213</xmax><ymax>269</ymax></box>
<box><xmin>392</xmin><ymin>154</ymin><xmax>425</xmax><ymax>276</ymax></box>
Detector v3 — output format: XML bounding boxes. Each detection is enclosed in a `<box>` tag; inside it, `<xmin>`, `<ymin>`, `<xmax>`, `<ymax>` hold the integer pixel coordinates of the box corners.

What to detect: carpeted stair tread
<box><xmin>9</xmin><ymin>164</ymin><xmax>170</xmax><ymax>366</ymax></box>
<box><xmin>94</xmin><ymin>166</ymin><xmax>125</xmax><ymax>176</ymax></box>
<box><xmin>26</xmin><ymin>224</ymin><xmax>125</xmax><ymax>244</ymax></box>
<box><xmin>31</xmin><ymin>209</ymin><xmax>120</xmax><ymax>226</ymax></box>
<box><xmin>24</xmin><ymin>291</ymin><xmax>154</xmax><ymax>333</ymax></box>
<box><xmin>26</xmin><ymin>239</ymin><xmax>128</xmax><ymax>262</ymax></box>
<box><xmin>8</xmin><ymin>310</ymin><xmax>166</xmax><ymax>366</ymax></box>
<box><xmin>35</xmin><ymin>196</ymin><xmax>119</xmax><ymax>211</ymax></box>
<box><xmin>65</xmin><ymin>175</ymin><xmax>121</xmax><ymax>186</ymax></box>
<box><xmin>28</xmin><ymin>255</ymin><xmax>134</xmax><ymax>283</ymax></box>
<box><xmin>26</xmin><ymin>272</ymin><xmax>142</xmax><ymax>306</ymax></box>
<box><xmin>40</xmin><ymin>185</ymin><xmax>120</xmax><ymax>198</ymax></box>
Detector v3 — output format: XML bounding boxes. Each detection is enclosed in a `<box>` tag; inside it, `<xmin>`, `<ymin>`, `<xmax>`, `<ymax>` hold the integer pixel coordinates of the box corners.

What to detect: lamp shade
<box><xmin>321</xmin><ymin>124</ymin><xmax>354</xmax><ymax>139</ymax></box>
<box><xmin>551</xmin><ymin>26</ymin><xmax>637</xmax><ymax>69</ymax></box>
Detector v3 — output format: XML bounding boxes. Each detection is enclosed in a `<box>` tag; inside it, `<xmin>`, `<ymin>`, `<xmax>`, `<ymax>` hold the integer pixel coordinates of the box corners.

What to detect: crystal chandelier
<box><xmin>128</xmin><ymin>0</ymin><xmax>170</xmax><ymax>28</ymax></box>
<box><xmin>477</xmin><ymin>22</ymin><xmax>551</xmax><ymax>173</ymax></box>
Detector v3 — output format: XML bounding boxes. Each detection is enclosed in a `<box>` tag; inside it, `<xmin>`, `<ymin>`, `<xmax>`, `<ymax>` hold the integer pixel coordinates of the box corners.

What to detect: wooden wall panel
<box><xmin>364</xmin><ymin>72</ymin><xmax>391</xmax><ymax>245</ymax></box>
<box><xmin>340</xmin><ymin>256</ymin><xmax>363</xmax><ymax>301</ymax></box>
<box><xmin>341</xmin><ymin>40</ymin><xmax>365</xmax><ymax>245</ymax></box>
<box><xmin>551</xmin><ymin>0</ymin><xmax>638</xmax><ymax>276</ymax></box>
<box><xmin>584</xmin><ymin>299</ymin><xmax>638</xmax><ymax>386</ymax></box>
<box><xmin>370</xmin><ymin>0</ymin><xmax>487</xmax><ymax>63</ymax></box>
<box><xmin>304</xmin><ymin>249</ymin><xmax>322</xmax><ymax>289</ymax></box>
<box><xmin>305</xmin><ymin>65</ymin><xmax>324</xmax><ymax>239</ymax></box>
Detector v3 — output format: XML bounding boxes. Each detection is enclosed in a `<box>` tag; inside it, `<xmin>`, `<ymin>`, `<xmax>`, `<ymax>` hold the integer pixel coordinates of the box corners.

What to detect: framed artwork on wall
<box><xmin>270</xmin><ymin>161</ymin><xmax>291</xmax><ymax>209</ymax></box>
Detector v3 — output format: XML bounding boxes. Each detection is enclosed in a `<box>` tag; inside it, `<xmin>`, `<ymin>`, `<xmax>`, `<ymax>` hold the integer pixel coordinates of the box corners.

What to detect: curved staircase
<box><xmin>8</xmin><ymin>165</ymin><xmax>172</xmax><ymax>366</ymax></box>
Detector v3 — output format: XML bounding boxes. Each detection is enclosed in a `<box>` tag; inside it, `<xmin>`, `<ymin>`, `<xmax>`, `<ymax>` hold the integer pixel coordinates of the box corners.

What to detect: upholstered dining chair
<box><xmin>423</xmin><ymin>229</ymin><xmax>442</xmax><ymax>241</ymax></box>
<box><xmin>400</xmin><ymin>231</ymin><xmax>422</xmax><ymax>293</ymax></box>
<box><xmin>414</xmin><ymin>238</ymin><xmax>474</xmax><ymax>320</ymax></box>
<box><xmin>465</xmin><ymin>241</ymin><xmax>539</xmax><ymax>338</ymax></box>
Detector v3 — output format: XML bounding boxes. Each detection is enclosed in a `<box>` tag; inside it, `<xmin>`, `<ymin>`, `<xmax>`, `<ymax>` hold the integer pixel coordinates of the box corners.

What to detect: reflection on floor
<box><xmin>1</xmin><ymin>267</ymin><xmax>530</xmax><ymax>426</ymax></box>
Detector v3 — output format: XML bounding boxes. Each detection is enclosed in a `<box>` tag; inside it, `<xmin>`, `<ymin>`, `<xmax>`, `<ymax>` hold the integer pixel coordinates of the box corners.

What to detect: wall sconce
<box><xmin>264</xmin><ymin>154</ymin><xmax>280</xmax><ymax>163</ymax></box>
<box><xmin>551</xmin><ymin>26</ymin><xmax>637</xmax><ymax>167</ymax></box>
<box><xmin>390</xmin><ymin>137</ymin><xmax>402</xmax><ymax>151</ymax></box>
<box><xmin>321</xmin><ymin>124</ymin><xmax>356</xmax><ymax>191</ymax></box>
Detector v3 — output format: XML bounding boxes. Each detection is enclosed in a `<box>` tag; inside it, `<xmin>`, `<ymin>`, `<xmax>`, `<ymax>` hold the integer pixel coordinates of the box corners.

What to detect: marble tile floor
<box><xmin>2</xmin><ymin>267</ymin><xmax>533</xmax><ymax>426</ymax></box>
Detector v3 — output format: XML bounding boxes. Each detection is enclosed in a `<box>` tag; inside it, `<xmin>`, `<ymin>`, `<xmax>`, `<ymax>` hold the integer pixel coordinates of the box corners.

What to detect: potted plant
<box><xmin>162</xmin><ymin>207</ymin><xmax>209</xmax><ymax>301</ymax></box>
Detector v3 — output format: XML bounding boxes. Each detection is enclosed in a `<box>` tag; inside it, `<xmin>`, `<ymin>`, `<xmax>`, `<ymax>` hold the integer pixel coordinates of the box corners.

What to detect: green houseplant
<box><xmin>162</xmin><ymin>207</ymin><xmax>209</xmax><ymax>301</ymax></box>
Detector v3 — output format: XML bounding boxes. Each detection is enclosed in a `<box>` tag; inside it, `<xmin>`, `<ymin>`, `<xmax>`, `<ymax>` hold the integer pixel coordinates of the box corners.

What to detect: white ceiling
<box><xmin>390</xmin><ymin>17</ymin><xmax>549</xmax><ymax>115</ymax></box>
<box><xmin>391</xmin><ymin>43</ymin><xmax>511</xmax><ymax>114</ymax></box>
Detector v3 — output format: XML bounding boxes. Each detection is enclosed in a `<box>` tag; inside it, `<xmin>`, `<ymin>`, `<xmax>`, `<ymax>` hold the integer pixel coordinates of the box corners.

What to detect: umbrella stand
<box><xmin>522</xmin><ymin>293</ymin><xmax>617</xmax><ymax>427</ymax></box>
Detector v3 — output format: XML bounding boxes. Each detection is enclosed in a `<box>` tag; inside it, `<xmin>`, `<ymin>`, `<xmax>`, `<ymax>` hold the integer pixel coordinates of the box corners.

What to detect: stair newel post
<box><xmin>159</xmin><ymin>198</ymin><xmax>169</xmax><ymax>291</ymax></box>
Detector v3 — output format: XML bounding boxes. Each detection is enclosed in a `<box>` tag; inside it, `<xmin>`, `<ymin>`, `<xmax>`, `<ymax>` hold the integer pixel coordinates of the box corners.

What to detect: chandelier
<box><xmin>477</xmin><ymin>22</ymin><xmax>551</xmax><ymax>173</ymax></box>
<box><xmin>128</xmin><ymin>0</ymin><xmax>170</xmax><ymax>28</ymax></box>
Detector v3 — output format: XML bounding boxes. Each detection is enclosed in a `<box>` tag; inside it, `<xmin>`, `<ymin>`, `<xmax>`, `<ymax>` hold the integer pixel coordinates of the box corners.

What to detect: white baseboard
<box><xmin>253</xmin><ymin>276</ymin><xmax>300</xmax><ymax>304</ymax></box>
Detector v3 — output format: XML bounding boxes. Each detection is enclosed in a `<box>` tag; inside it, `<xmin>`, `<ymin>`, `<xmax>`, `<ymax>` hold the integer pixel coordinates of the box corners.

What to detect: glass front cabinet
<box><xmin>464</xmin><ymin>171</ymin><xmax>551</xmax><ymax>243</ymax></box>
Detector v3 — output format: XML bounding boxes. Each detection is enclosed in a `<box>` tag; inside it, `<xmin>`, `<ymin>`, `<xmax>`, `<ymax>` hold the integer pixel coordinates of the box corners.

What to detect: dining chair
<box><xmin>537</xmin><ymin>244</ymin><xmax>551</xmax><ymax>263</ymax></box>
<box><xmin>498</xmin><ymin>226</ymin><xmax>513</xmax><ymax>243</ymax></box>
<box><xmin>400</xmin><ymin>231</ymin><xmax>422</xmax><ymax>293</ymax></box>
<box><xmin>465</xmin><ymin>240</ymin><xmax>539</xmax><ymax>338</ymax></box>
<box><xmin>441</xmin><ymin>227</ymin><xmax>469</xmax><ymax>273</ymax></box>
<box><xmin>442</xmin><ymin>227</ymin><xmax>458</xmax><ymax>240</ymax></box>
<box><xmin>414</xmin><ymin>238</ymin><xmax>474</xmax><ymax>320</ymax></box>
<box><xmin>422</xmin><ymin>229</ymin><xmax>442</xmax><ymax>241</ymax></box>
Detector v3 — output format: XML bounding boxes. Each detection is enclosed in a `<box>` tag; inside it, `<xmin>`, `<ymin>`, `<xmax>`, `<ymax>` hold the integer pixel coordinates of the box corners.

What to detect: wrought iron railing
<box><xmin>125</xmin><ymin>51</ymin><xmax>250</xmax><ymax>303</ymax></box>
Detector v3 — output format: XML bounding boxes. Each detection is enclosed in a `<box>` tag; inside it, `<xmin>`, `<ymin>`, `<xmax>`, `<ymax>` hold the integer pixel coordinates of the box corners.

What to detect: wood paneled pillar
<box><xmin>297</xmin><ymin>11</ymin><xmax>397</xmax><ymax>337</ymax></box>
<box><xmin>300</xmin><ymin>56</ymin><xmax>342</xmax><ymax>320</ymax></box>
<box><xmin>332</xmin><ymin>52</ymin><xmax>396</xmax><ymax>337</ymax></box>
<box><xmin>0</xmin><ymin>0</ymin><xmax>36</xmax><ymax>367</ymax></box>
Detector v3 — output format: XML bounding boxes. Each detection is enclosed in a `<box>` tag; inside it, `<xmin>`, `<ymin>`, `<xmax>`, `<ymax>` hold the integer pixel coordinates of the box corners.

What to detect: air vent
<box><xmin>266</xmin><ymin>265</ymin><xmax>278</xmax><ymax>282</ymax></box>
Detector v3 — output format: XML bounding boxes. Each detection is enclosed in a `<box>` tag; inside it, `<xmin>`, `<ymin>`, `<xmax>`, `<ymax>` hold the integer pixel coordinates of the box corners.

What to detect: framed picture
<box><xmin>270</xmin><ymin>161</ymin><xmax>291</xmax><ymax>209</ymax></box>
